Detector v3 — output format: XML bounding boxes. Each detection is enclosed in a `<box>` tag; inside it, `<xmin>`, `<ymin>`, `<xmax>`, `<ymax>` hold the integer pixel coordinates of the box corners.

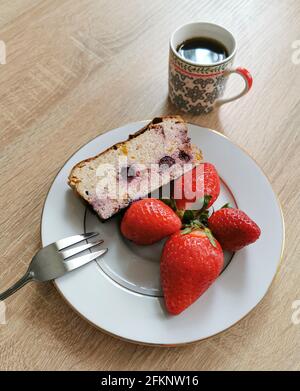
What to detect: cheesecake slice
<box><xmin>68</xmin><ymin>116</ymin><xmax>202</xmax><ymax>220</ymax></box>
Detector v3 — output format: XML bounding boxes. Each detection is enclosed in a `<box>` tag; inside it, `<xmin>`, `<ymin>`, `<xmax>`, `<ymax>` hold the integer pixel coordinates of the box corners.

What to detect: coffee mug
<box><xmin>169</xmin><ymin>22</ymin><xmax>253</xmax><ymax>114</ymax></box>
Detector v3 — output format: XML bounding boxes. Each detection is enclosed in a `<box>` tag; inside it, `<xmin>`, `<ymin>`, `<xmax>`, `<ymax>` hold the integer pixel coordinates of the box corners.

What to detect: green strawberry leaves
<box><xmin>221</xmin><ymin>203</ymin><xmax>232</xmax><ymax>209</ymax></box>
<box><xmin>181</xmin><ymin>209</ymin><xmax>209</xmax><ymax>225</ymax></box>
<box><xmin>180</xmin><ymin>195</ymin><xmax>211</xmax><ymax>225</ymax></box>
<box><xmin>180</xmin><ymin>226</ymin><xmax>193</xmax><ymax>235</ymax></box>
<box><xmin>203</xmin><ymin>228</ymin><xmax>216</xmax><ymax>247</ymax></box>
<box><xmin>182</xmin><ymin>209</ymin><xmax>197</xmax><ymax>224</ymax></box>
<box><xmin>180</xmin><ymin>221</ymin><xmax>217</xmax><ymax>248</ymax></box>
<box><xmin>200</xmin><ymin>194</ymin><xmax>212</xmax><ymax>210</ymax></box>
<box><xmin>161</xmin><ymin>192</ymin><xmax>218</xmax><ymax>247</ymax></box>
<box><xmin>162</xmin><ymin>195</ymin><xmax>212</xmax><ymax>225</ymax></box>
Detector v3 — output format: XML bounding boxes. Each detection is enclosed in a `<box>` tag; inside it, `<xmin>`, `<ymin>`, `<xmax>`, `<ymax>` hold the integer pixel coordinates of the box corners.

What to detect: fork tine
<box><xmin>55</xmin><ymin>232</ymin><xmax>99</xmax><ymax>250</ymax></box>
<box><xmin>63</xmin><ymin>248</ymin><xmax>108</xmax><ymax>272</ymax></box>
<box><xmin>61</xmin><ymin>240</ymin><xmax>104</xmax><ymax>259</ymax></box>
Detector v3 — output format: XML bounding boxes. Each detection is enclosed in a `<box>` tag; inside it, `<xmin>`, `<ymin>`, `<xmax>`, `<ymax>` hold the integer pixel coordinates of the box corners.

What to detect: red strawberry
<box><xmin>121</xmin><ymin>198</ymin><xmax>182</xmax><ymax>245</ymax></box>
<box><xmin>208</xmin><ymin>208</ymin><xmax>261</xmax><ymax>252</ymax></box>
<box><xmin>174</xmin><ymin>163</ymin><xmax>220</xmax><ymax>211</ymax></box>
<box><xmin>161</xmin><ymin>229</ymin><xmax>224</xmax><ymax>315</ymax></box>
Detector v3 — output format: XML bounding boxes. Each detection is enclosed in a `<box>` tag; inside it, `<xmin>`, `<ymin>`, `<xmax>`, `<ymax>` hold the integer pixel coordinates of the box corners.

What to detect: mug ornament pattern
<box><xmin>169</xmin><ymin>49</ymin><xmax>233</xmax><ymax>114</ymax></box>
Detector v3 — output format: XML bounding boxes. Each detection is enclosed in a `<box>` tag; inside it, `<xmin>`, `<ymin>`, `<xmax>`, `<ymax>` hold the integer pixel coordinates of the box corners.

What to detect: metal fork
<box><xmin>0</xmin><ymin>232</ymin><xmax>107</xmax><ymax>301</ymax></box>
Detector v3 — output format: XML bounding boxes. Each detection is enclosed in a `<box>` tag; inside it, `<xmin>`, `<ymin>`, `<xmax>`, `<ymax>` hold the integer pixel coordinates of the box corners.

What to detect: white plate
<box><xmin>41</xmin><ymin>122</ymin><xmax>284</xmax><ymax>345</ymax></box>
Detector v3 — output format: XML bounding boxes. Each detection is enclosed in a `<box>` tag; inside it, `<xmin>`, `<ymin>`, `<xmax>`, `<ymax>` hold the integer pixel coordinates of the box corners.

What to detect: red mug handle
<box><xmin>215</xmin><ymin>67</ymin><xmax>253</xmax><ymax>106</ymax></box>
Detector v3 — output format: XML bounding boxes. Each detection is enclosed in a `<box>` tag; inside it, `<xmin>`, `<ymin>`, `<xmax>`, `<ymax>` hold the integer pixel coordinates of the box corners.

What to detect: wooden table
<box><xmin>0</xmin><ymin>0</ymin><xmax>299</xmax><ymax>371</ymax></box>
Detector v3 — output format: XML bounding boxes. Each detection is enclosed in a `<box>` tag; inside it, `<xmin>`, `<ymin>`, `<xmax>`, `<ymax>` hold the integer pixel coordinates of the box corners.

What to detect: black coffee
<box><xmin>177</xmin><ymin>37</ymin><xmax>228</xmax><ymax>64</ymax></box>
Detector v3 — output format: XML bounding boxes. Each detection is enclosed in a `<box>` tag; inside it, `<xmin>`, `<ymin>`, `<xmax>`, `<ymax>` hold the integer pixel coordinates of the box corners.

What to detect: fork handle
<box><xmin>0</xmin><ymin>271</ymin><xmax>34</xmax><ymax>301</ymax></box>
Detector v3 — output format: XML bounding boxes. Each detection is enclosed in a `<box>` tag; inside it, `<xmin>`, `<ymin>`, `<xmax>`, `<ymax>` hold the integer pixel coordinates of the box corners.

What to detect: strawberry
<box><xmin>208</xmin><ymin>207</ymin><xmax>261</xmax><ymax>252</ymax></box>
<box><xmin>121</xmin><ymin>198</ymin><xmax>182</xmax><ymax>245</ymax></box>
<box><xmin>160</xmin><ymin>229</ymin><xmax>224</xmax><ymax>315</ymax></box>
<box><xmin>174</xmin><ymin>163</ymin><xmax>220</xmax><ymax>211</ymax></box>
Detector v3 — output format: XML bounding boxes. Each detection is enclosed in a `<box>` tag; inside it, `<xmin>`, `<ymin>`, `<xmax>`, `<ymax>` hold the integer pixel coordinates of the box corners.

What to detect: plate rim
<box><xmin>40</xmin><ymin>120</ymin><xmax>285</xmax><ymax>346</ymax></box>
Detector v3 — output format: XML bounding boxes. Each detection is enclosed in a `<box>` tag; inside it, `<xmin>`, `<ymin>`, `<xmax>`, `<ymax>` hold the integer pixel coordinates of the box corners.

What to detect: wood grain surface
<box><xmin>0</xmin><ymin>0</ymin><xmax>299</xmax><ymax>371</ymax></box>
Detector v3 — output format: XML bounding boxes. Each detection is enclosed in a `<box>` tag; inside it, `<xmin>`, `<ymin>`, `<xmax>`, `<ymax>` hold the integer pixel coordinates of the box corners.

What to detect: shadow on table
<box><xmin>155</xmin><ymin>96</ymin><xmax>225</xmax><ymax>135</ymax></box>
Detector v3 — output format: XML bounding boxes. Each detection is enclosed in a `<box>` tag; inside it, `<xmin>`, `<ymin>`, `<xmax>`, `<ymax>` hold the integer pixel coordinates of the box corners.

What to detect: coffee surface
<box><xmin>177</xmin><ymin>37</ymin><xmax>228</xmax><ymax>64</ymax></box>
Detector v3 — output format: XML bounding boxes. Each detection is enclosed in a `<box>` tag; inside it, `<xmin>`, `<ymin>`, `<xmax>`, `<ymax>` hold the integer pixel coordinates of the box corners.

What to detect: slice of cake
<box><xmin>68</xmin><ymin>116</ymin><xmax>202</xmax><ymax>220</ymax></box>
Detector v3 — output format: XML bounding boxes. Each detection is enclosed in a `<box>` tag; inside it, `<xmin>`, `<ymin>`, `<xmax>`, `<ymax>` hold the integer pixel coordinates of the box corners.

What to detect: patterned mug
<box><xmin>169</xmin><ymin>22</ymin><xmax>253</xmax><ymax>114</ymax></box>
